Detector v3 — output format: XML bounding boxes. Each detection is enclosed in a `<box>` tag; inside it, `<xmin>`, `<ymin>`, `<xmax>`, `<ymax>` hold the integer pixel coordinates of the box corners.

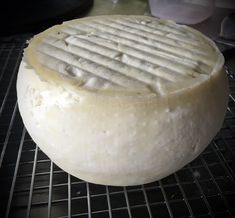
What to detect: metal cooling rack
<box><xmin>0</xmin><ymin>38</ymin><xmax>235</xmax><ymax>218</ymax></box>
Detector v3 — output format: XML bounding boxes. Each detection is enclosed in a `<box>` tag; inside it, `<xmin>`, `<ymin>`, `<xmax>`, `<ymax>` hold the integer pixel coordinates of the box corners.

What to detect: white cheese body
<box><xmin>17</xmin><ymin>16</ymin><xmax>229</xmax><ymax>186</ymax></box>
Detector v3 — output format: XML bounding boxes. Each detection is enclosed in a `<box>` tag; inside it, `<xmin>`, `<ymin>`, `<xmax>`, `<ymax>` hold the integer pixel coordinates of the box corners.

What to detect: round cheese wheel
<box><xmin>17</xmin><ymin>15</ymin><xmax>229</xmax><ymax>186</ymax></box>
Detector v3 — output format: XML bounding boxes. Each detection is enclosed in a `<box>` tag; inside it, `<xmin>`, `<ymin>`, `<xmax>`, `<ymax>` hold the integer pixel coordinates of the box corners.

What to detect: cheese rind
<box><xmin>17</xmin><ymin>16</ymin><xmax>228</xmax><ymax>186</ymax></box>
<box><xmin>24</xmin><ymin>15</ymin><xmax>224</xmax><ymax>95</ymax></box>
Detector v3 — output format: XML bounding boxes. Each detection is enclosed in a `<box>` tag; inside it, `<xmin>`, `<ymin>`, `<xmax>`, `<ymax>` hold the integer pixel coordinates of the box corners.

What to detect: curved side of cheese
<box><xmin>17</xmin><ymin>60</ymin><xmax>228</xmax><ymax>185</ymax></box>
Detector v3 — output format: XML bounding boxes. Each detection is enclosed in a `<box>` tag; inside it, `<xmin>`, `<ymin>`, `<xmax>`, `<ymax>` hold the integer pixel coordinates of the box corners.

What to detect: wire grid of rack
<box><xmin>0</xmin><ymin>38</ymin><xmax>235</xmax><ymax>218</ymax></box>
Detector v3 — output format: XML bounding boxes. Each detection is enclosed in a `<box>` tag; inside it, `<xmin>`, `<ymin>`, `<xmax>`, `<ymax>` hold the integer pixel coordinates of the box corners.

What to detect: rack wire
<box><xmin>0</xmin><ymin>38</ymin><xmax>235</xmax><ymax>218</ymax></box>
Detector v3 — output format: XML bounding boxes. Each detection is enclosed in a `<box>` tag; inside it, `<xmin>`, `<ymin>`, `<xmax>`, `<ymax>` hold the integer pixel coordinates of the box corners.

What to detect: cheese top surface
<box><xmin>25</xmin><ymin>15</ymin><xmax>224</xmax><ymax>96</ymax></box>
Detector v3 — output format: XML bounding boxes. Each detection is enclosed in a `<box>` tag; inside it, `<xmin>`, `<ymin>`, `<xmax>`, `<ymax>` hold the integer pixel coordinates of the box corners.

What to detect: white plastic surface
<box><xmin>149</xmin><ymin>0</ymin><xmax>215</xmax><ymax>24</ymax></box>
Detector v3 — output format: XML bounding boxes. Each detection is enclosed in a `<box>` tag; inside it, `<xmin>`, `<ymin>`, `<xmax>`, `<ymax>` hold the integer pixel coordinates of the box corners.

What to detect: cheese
<box><xmin>17</xmin><ymin>15</ymin><xmax>229</xmax><ymax>186</ymax></box>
